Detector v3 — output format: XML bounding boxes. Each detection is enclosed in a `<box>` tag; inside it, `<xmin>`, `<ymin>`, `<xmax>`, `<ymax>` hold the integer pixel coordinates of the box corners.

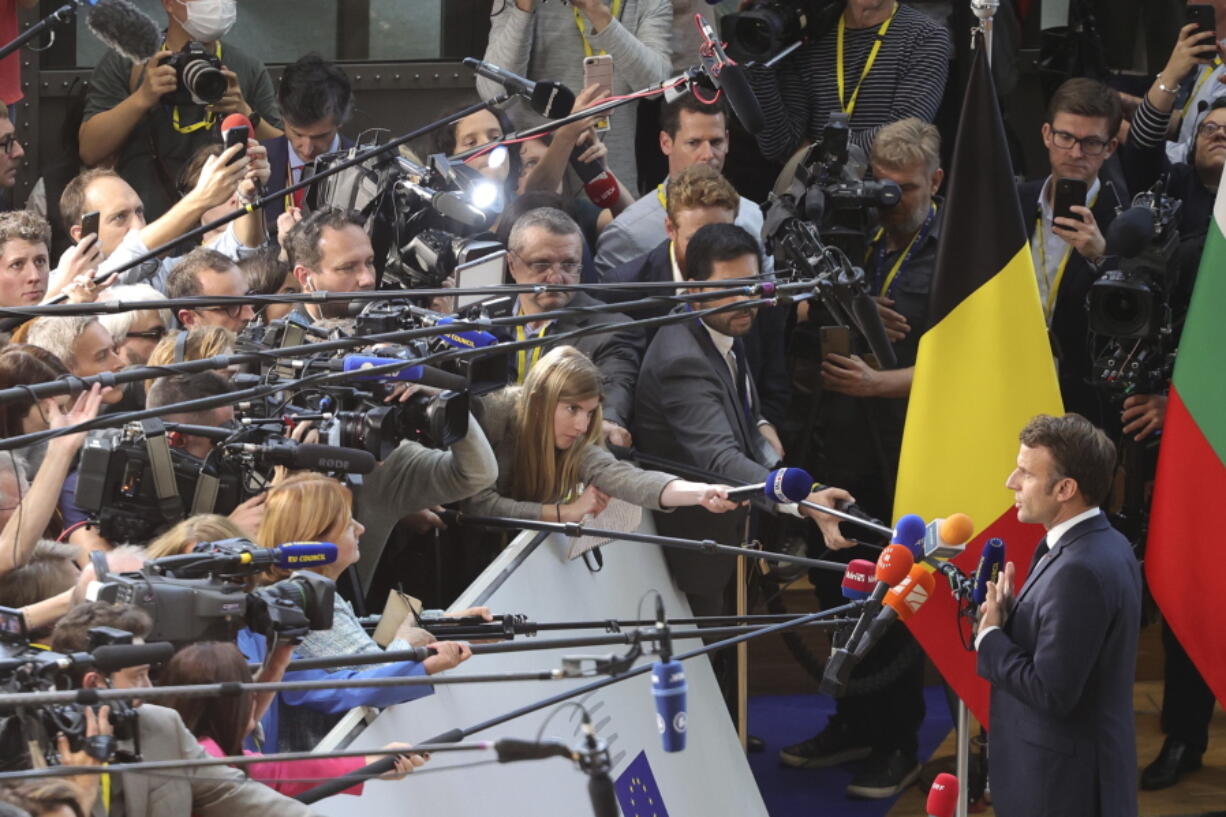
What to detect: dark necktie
<box><xmin>731</xmin><ymin>340</ymin><xmax>753</xmax><ymax>424</ymax></box>
<box><xmin>1028</xmin><ymin>537</ymin><xmax>1050</xmax><ymax>575</ymax></box>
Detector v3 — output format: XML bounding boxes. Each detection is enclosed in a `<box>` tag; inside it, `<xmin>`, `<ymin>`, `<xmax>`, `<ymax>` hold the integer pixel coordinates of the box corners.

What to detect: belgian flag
<box><xmin>1146</xmin><ymin>181</ymin><xmax>1226</xmax><ymax>706</ymax></box>
<box><xmin>893</xmin><ymin>34</ymin><xmax>1063</xmax><ymax>725</ymax></box>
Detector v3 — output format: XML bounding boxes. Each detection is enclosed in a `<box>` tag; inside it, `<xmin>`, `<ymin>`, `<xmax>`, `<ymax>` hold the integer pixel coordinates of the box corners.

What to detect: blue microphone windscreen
<box><xmin>892</xmin><ymin>514</ymin><xmax>926</xmax><ymax>551</ymax></box>
<box><xmin>436</xmin><ymin>316</ymin><xmax>498</xmax><ymax>348</ymax></box>
<box><xmin>275</xmin><ymin>541</ymin><xmax>338</xmax><ymax>568</ymax></box>
<box><xmin>765</xmin><ymin>467</ymin><xmax>814</xmax><ymax>503</ymax></box>
<box><xmin>342</xmin><ymin>355</ymin><xmax>424</xmax><ymax>382</ymax></box>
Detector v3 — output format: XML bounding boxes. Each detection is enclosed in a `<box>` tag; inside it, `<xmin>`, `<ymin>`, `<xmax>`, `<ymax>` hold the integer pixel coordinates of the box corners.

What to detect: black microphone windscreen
<box><xmin>291</xmin><ymin>444</ymin><xmax>377</xmax><ymax>474</ymax></box>
<box><xmin>1105</xmin><ymin>206</ymin><xmax>1154</xmax><ymax>258</ymax></box>
<box><xmin>531</xmin><ymin>81</ymin><xmax>576</xmax><ymax>119</ymax></box>
<box><xmin>718</xmin><ymin>63</ymin><xmax>766</xmax><ymax>133</ymax></box>
<box><xmin>92</xmin><ymin>641</ymin><xmax>174</xmax><ymax>673</ymax></box>
<box><xmin>87</xmin><ymin>0</ymin><xmax>161</xmax><ymax>63</ymax></box>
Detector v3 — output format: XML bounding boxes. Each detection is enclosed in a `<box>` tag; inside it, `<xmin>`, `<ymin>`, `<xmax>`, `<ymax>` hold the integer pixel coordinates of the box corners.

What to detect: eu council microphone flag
<box><xmin>893</xmin><ymin>32</ymin><xmax>1063</xmax><ymax>727</ymax></box>
<box><xmin>1147</xmin><ymin>178</ymin><xmax>1226</xmax><ymax>708</ymax></box>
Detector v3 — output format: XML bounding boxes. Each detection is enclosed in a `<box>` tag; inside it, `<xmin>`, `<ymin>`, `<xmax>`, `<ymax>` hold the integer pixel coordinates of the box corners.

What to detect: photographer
<box><xmin>745</xmin><ymin>0</ymin><xmax>952</xmax><ymax>164</ymax></box>
<box><xmin>477</xmin><ymin>0</ymin><xmax>672</xmax><ymax>192</ymax></box>
<box><xmin>251</xmin><ymin>473</ymin><xmax>475</xmax><ymax>751</ymax></box>
<box><xmin>78</xmin><ymin>0</ymin><xmax>281</xmax><ymax>222</ymax></box>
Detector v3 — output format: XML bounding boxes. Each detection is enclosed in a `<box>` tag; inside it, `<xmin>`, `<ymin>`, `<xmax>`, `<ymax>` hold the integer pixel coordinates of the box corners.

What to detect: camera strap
<box><xmin>141</xmin><ymin>420</ymin><xmax>186</xmax><ymax>525</ymax></box>
<box><xmin>163</xmin><ymin>40</ymin><xmax>224</xmax><ymax>134</ymax></box>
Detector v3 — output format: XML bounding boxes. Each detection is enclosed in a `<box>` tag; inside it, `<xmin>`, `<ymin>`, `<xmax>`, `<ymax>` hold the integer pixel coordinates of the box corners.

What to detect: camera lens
<box><xmin>183</xmin><ymin>59</ymin><xmax>227</xmax><ymax>104</ymax></box>
<box><xmin>1098</xmin><ymin>290</ymin><xmax>1146</xmax><ymax>337</ymax></box>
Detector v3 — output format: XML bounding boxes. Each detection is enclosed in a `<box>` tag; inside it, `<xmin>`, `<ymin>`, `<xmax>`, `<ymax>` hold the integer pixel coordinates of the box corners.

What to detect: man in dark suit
<box><xmin>262</xmin><ymin>55</ymin><xmax>355</xmax><ymax>229</ymax></box>
<box><xmin>1017</xmin><ymin>78</ymin><xmax>1128</xmax><ymax>432</ymax></box>
<box><xmin>506</xmin><ymin>207</ymin><xmax>644</xmax><ymax>446</ymax></box>
<box><xmin>977</xmin><ymin>413</ymin><xmax>1141</xmax><ymax>817</ymax></box>
<box><xmin>633</xmin><ymin>222</ymin><xmax>852</xmax><ymax>619</ymax></box>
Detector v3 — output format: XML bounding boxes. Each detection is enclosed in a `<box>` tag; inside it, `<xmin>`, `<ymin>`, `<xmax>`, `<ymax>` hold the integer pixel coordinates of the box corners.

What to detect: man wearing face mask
<box><xmin>79</xmin><ymin>0</ymin><xmax>282</xmax><ymax>223</ymax></box>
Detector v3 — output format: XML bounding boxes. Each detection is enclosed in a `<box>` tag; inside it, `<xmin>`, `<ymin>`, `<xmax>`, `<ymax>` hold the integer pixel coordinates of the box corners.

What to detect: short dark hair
<box><xmin>59</xmin><ymin>168</ymin><xmax>122</xmax><ymax>234</ymax></box>
<box><xmin>683</xmin><ymin>223</ymin><xmax>762</xmax><ymax>282</ymax></box>
<box><xmin>146</xmin><ymin>370</ymin><xmax>233</xmax><ymax>412</ymax></box>
<box><xmin>660</xmin><ymin>93</ymin><xmax>727</xmax><ymax>139</ymax></box>
<box><xmin>166</xmin><ymin>248</ymin><xmax>240</xmax><ymax>301</ymax></box>
<box><xmin>1019</xmin><ymin>413</ymin><xmax>1117</xmax><ymax>507</ymax></box>
<box><xmin>238</xmin><ymin>247</ymin><xmax>292</xmax><ymax>295</ymax></box>
<box><xmin>1047</xmin><ymin>78</ymin><xmax>1122</xmax><ymax>140</ymax></box>
<box><xmin>285</xmin><ymin>207</ymin><xmax>365</xmax><ymax>272</ymax></box>
<box><xmin>278</xmin><ymin>54</ymin><xmax>353</xmax><ymax>128</ymax></box>
<box><xmin>50</xmin><ymin>602</ymin><xmax>153</xmax><ymax>654</ymax></box>
<box><xmin>161</xmin><ymin>642</ymin><xmax>254</xmax><ymax>757</ymax></box>
<box><xmin>431</xmin><ymin>104</ymin><xmax>515</xmax><ymax>156</ymax></box>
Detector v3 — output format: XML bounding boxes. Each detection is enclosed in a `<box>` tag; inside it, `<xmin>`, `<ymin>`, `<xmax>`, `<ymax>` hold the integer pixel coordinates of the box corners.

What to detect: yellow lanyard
<box><xmin>572</xmin><ymin>0</ymin><xmax>626</xmax><ymax>58</ymax></box>
<box><xmin>165</xmin><ymin>40</ymin><xmax>223</xmax><ymax>134</ymax></box>
<box><xmin>1182</xmin><ymin>58</ymin><xmax>1223</xmax><ymax>118</ymax></box>
<box><xmin>101</xmin><ymin>770</ymin><xmax>111</xmax><ymax>814</ymax></box>
<box><xmin>867</xmin><ymin>202</ymin><xmax>936</xmax><ymax>297</ymax></box>
<box><xmin>836</xmin><ymin>3</ymin><xmax>898</xmax><ymax>116</ymax></box>
<box><xmin>1034</xmin><ymin>191</ymin><xmax>1098</xmax><ymax>320</ymax></box>
<box><xmin>516</xmin><ymin>322</ymin><xmax>552</xmax><ymax>383</ymax></box>
<box><xmin>656</xmin><ymin>183</ymin><xmax>667</xmax><ymax>210</ymax></box>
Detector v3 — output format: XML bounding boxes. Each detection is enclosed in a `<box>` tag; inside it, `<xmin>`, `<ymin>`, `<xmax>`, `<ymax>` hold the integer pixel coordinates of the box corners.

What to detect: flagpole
<box><xmin>971</xmin><ymin>0</ymin><xmax>1000</xmax><ymax>65</ymax></box>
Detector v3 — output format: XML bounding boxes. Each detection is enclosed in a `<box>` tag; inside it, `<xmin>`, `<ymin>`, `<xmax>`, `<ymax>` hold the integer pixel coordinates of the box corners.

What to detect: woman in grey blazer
<box><xmin>465</xmin><ymin>345</ymin><xmax>738</xmax><ymax>522</ymax></box>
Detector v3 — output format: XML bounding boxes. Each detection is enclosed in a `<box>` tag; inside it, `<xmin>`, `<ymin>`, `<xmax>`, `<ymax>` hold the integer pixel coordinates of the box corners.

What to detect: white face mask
<box><xmin>175</xmin><ymin>0</ymin><xmax>238</xmax><ymax>42</ymax></box>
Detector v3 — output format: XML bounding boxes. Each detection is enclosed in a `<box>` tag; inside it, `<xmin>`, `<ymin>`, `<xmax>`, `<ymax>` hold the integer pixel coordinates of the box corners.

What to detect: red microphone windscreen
<box><xmin>926</xmin><ymin>772</ymin><xmax>959</xmax><ymax>817</ymax></box>
<box><xmin>875</xmin><ymin>543</ymin><xmax>915</xmax><ymax>587</ymax></box>
<box><xmin>221</xmin><ymin>113</ymin><xmax>254</xmax><ymax>136</ymax></box>
<box><xmin>841</xmin><ymin>559</ymin><xmax>876</xmax><ymax>599</ymax></box>
<box><xmin>584</xmin><ymin>171</ymin><xmax>620</xmax><ymax>209</ymax></box>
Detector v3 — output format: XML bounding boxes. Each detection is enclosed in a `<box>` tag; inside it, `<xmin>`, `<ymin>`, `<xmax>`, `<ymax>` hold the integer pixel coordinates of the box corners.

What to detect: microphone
<box><xmin>158</xmin><ymin>541</ymin><xmax>339</xmax><ymax>574</ymax></box>
<box><xmin>570</xmin><ymin>144</ymin><xmax>621</xmax><ymax>210</ymax></box>
<box><xmin>726</xmin><ymin>466</ymin><xmax>814</xmax><ymax>502</ymax></box>
<box><xmin>234</xmin><ymin>439</ymin><xmax>378</xmax><ymax>475</ymax></box>
<box><xmin>579</xmin><ymin>713</ymin><xmax>618</xmax><ymax>817</ymax></box>
<box><xmin>926</xmin><ymin>772</ymin><xmax>959</xmax><ymax>817</ymax></box>
<box><xmin>399</xmin><ymin>179</ymin><xmax>491</xmax><ymax>228</ymax></box>
<box><xmin>921</xmin><ymin>513</ymin><xmax>975</xmax><ymax>567</ymax></box>
<box><xmin>840</xmin><ymin>558</ymin><xmax>876</xmax><ymax>600</ymax></box>
<box><xmin>693</xmin><ymin>15</ymin><xmax>766</xmax><ymax>132</ymax></box>
<box><xmin>1105</xmin><ymin>205</ymin><xmax>1154</xmax><ymax>259</ymax></box>
<box><xmin>651</xmin><ymin>597</ymin><xmax>687</xmax><ymax>752</ymax></box>
<box><xmin>434</xmin><ymin>316</ymin><xmax>500</xmax><ymax>350</ymax></box>
<box><xmin>85</xmin><ymin>0</ymin><xmax>161</xmax><ymax>63</ymax></box>
<box><xmin>340</xmin><ymin>355</ymin><xmax>469</xmax><ymax>391</ymax></box>
<box><xmin>462</xmin><ymin>58</ymin><xmax>576</xmax><ymax>118</ymax></box>
<box><xmin>820</xmin><ymin>548</ymin><xmax>913</xmax><ymax>693</ymax></box>
<box><xmin>851</xmin><ymin>564</ymin><xmax>936</xmax><ymax>659</ymax></box>
<box><xmin>891</xmin><ymin>513</ymin><xmax>927</xmax><ymax>560</ymax></box>
<box><xmin>970</xmin><ymin>538</ymin><xmax>1006</xmax><ymax>606</ymax></box>
<box><xmin>91</xmin><ymin>641</ymin><xmax>175</xmax><ymax>673</ymax></box>
<box><xmin>494</xmin><ymin>738</ymin><xmax>576</xmax><ymax>763</ymax></box>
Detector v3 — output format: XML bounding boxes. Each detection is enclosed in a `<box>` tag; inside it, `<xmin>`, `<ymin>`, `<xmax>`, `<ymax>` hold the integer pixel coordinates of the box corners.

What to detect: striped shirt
<box><xmin>746</xmin><ymin>4</ymin><xmax>952</xmax><ymax>163</ymax></box>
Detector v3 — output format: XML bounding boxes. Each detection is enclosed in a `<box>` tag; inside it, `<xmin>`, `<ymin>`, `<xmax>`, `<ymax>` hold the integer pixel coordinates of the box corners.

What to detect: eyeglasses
<box><xmin>510</xmin><ymin>250</ymin><xmax>581</xmax><ymax>279</ymax></box>
<box><xmin>1198</xmin><ymin>121</ymin><xmax>1226</xmax><ymax>139</ymax></box>
<box><xmin>0</xmin><ymin>133</ymin><xmax>19</xmax><ymax>157</ymax></box>
<box><xmin>125</xmin><ymin>326</ymin><xmax>167</xmax><ymax>341</ymax></box>
<box><xmin>197</xmin><ymin>294</ymin><xmax>254</xmax><ymax>320</ymax></box>
<box><xmin>1049</xmin><ymin>129</ymin><xmax>1110</xmax><ymax>156</ymax></box>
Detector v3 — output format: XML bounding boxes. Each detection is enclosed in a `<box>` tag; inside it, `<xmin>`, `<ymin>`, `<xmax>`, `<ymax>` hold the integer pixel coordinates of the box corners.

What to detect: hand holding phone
<box><xmin>1187</xmin><ymin>3</ymin><xmax>1216</xmax><ymax>38</ymax></box>
<box><xmin>224</xmin><ymin>124</ymin><xmax>249</xmax><ymax>165</ymax></box>
<box><xmin>1052</xmin><ymin>177</ymin><xmax>1088</xmax><ymax>226</ymax></box>
<box><xmin>80</xmin><ymin>210</ymin><xmax>101</xmax><ymax>240</ymax></box>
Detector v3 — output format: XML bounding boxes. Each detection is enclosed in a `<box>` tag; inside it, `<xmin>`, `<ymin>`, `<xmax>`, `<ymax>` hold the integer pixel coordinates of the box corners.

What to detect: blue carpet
<box><xmin>747</xmin><ymin>687</ymin><xmax>955</xmax><ymax>817</ymax></box>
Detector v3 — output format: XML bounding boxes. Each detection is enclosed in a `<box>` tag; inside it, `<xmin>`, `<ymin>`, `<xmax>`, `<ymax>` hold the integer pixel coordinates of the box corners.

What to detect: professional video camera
<box><xmin>0</xmin><ymin>608</ymin><xmax>145</xmax><ymax>771</ymax></box>
<box><xmin>86</xmin><ymin>540</ymin><xmax>337</xmax><ymax>645</ymax></box>
<box><xmin>74</xmin><ymin>418</ymin><xmax>374</xmax><ymax>544</ymax></box>
<box><xmin>160</xmin><ymin>40</ymin><xmax>227</xmax><ymax>105</ymax></box>
<box><xmin>1088</xmin><ymin>179</ymin><xmax>1183</xmax><ymax>397</ymax></box>
<box><xmin>721</xmin><ymin>0</ymin><xmax>840</xmax><ymax>63</ymax></box>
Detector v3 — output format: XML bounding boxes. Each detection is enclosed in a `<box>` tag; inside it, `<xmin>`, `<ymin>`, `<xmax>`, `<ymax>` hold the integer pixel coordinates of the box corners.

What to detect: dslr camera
<box><xmin>160</xmin><ymin>40</ymin><xmax>228</xmax><ymax>106</ymax></box>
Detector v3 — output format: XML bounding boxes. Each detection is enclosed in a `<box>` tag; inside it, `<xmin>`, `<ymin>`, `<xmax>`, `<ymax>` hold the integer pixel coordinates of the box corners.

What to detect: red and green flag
<box><xmin>892</xmin><ymin>35</ymin><xmax>1064</xmax><ymax>726</ymax></box>
<box><xmin>1146</xmin><ymin>182</ymin><xmax>1226</xmax><ymax>706</ymax></box>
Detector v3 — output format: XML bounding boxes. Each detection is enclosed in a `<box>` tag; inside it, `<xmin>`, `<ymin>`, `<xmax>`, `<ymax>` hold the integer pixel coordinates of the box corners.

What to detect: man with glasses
<box><xmin>0</xmin><ymin>106</ymin><xmax>25</xmax><ymax>197</ymax></box>
<box><xmin>507</xmin><ymin>206</ymin><xmax>644</xmax><ymax>445</ymax></box>
<box><xmin>97</xmin><ymin>284</ymin><xmax>174</xmax><ymax>366</ymax></box>
<box><xmin>1017</xmin><ymin>77</ymin><xmax>1126</xmax><ymax>429</ymax></box>
<box><xmin>165</xmin><ymin>247</ymin><xmax>255</xmax><ymax>332</ymax></box>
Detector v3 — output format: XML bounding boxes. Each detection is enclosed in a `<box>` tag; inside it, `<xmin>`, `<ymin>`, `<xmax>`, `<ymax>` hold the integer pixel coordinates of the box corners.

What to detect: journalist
<box><xmin>465</xmin><ymin>344</ymin><xmax>739</xmax><ymax>522</ymax></box>
<box><xmin>78</xmin><ymin>0</ymin><xmax>282</xmax><ymax>221</ymax></box>
<box><xmin>96</xmin><ymin>284</ymin><xmax>172</xmax><ymax>367</ymax></box>
<box><xmin>165</xmin><ymin>247</ymin><xmax>257</xmax><ymax>332</ymax></box>
<box><xmin>745</xmin><ymin>0</ymin><xmax>952</xmax><ymax>163</ymax></box>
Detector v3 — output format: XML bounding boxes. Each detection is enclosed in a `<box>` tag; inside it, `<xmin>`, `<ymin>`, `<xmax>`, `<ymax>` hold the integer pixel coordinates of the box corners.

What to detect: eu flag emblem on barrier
<box><xmin>615</xmin><ymin>750</ymin><xmax>669</xmax><ymax>817</ymax></box>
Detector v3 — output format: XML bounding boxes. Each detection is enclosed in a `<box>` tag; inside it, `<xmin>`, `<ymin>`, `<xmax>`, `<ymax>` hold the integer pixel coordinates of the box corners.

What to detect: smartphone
<box><xmin>820</xmin><ymin>325</ymin><xmax>851</xmax><ymax>359</ymax></box>
<box><xmin>80</xmin><ymin>210</ymin><xmax>100</xmax><ymax>239</ymax></box>
<box><xmin>455</xmin><ymin>250</ymin><xmax>508</xmax><ymax>309</ymax></box>
<box><xmin>582</xmin><ymin>54</ymin><xmax>614</xmax><ymax>133</ymax></box>
<box><xmin>1052</xmin><ymin>177</ymin><xmax>1087</xmax><ymax>225</ymax></box>
<box><xmin>1187</xmin><ymin>3</ymin><xmax>1216</xmax><ymax>37</ymax></box>
<box><xmin>224</xmin><ymin>124</ymin><xmax>249</xmax><ymax>165</ymax></box>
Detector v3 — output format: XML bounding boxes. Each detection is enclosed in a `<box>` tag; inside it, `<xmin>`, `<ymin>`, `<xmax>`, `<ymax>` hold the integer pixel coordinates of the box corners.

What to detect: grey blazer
<box><xmin>977</xmin><ymin>512</ymin><xmax>1141</xmax><ymax>817</ymax></box>
<box><xmin>105</xmin><ymin>704</ymin><xmax>320</xmax><ymax>817</ymax></box>
<box><xmin>632</xmin><ymin>315</ymin><xmax>776</xmax><ymax>598</ymax></box>
<box><xmin>465</xmin><ymin>388</ymin><xmax>676</xmax><ymax>520</ymax></box>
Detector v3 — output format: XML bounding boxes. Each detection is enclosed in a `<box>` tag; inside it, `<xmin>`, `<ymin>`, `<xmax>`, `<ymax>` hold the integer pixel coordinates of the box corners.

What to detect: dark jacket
<box><xmin>262</xmin><ymin>133</ymin><xmax>356</xmax><ymax>226</ymax></box>
<box><xmin>633</xmin><ymin>313</ymin><xmax>776</xmax><ymax>598</ymax></box>
<box><xmin>977</xmin><ymin>512</ymin><xmax>1141</xmax><ymax>817</ymax></box>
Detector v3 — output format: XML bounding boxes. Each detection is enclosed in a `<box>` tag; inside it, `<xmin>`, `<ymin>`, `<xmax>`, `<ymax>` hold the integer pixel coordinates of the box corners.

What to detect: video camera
<box><xmin>721</xmin><ymin>0</ymin><xmax>841</xmax><ymax>63</ymax></box>
<box><xmin>85</xmin><ymin>540</ymin><xmax>337</xmax><ymax>646</ymax></box>
<box><xmin>1089</xmin><ymin>179</ymin><xmax>1183</xmax><ymax>397</ymax></box>
<box><xmin>160</xmin><ymin>40</ymin><xmax>227</xmax><ymax>106</ymax></box>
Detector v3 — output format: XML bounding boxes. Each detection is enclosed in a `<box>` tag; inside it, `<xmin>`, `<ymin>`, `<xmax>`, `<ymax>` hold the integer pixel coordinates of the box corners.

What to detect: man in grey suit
<box><xmin>633</xmin><ymin>223</ymin><xmax>853</xmax><ymax>618</ymax></box>
<box><xmin>977</xmin><ymin>413</ymin><xmax>1142</xmax><ymax>817</ymax></box>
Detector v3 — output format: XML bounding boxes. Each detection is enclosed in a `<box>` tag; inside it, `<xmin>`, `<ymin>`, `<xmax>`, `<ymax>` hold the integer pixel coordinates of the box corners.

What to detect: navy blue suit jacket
<box><xmin>977</xmin><ymin>512</ymin><xmax>1141</xmax><ymax>817</ymax></box>
<box><xmin>261</xmin><ymin>134</ymin><xmax>355</xmax><ymax>227</ymax></box>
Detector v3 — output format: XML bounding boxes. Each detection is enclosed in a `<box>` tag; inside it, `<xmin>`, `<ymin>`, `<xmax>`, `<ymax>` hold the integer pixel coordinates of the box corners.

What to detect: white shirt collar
<box><xmin>287</xmin><ymin>133</ymin><xmax>341</xmax><ymax>172</ymax></box>
<box><xmin>702</xmin><ymin>315</ymin><xmax>735</xmax><ymax>358</ymax></box>
<box><xmin>1046</xmin><ymin>506</ymin><xmax>1101</xmax><ymax>548</ymax></box>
